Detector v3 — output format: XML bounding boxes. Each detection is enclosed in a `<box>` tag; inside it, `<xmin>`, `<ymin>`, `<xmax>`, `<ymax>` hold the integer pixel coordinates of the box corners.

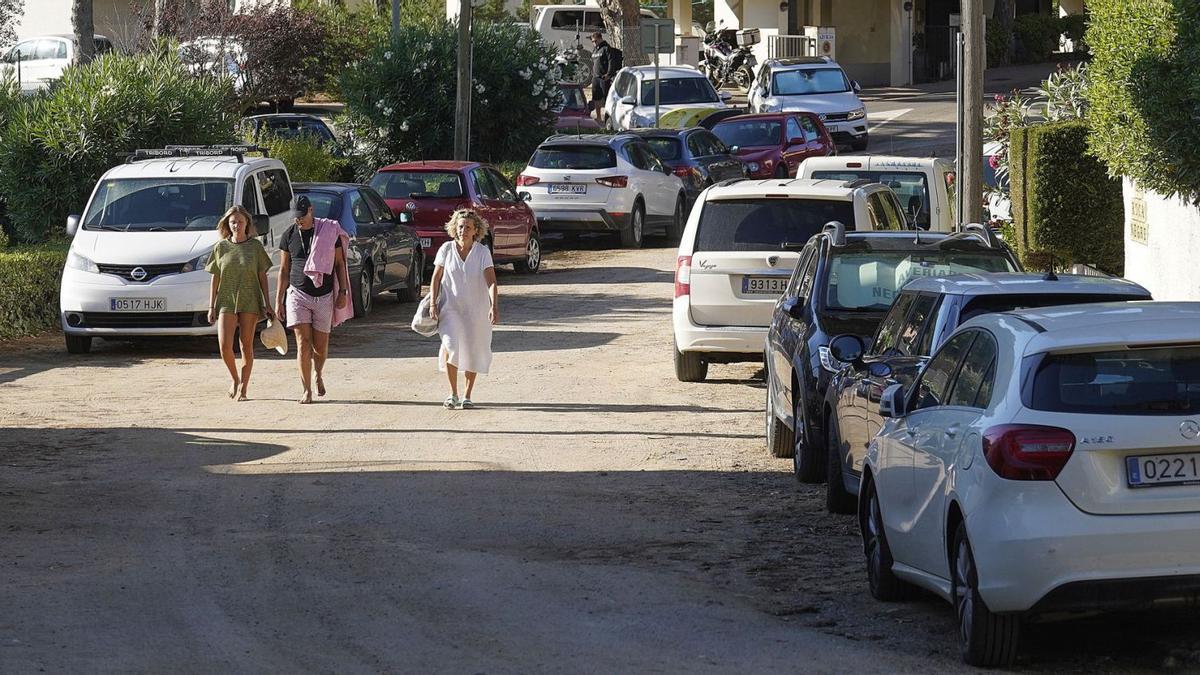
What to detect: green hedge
<box><xmin>1087</xmin><ymin>0</ymin><xmax>1200</xmax><ymax>202</ymax></box>
<box><xmin>0</xmin><ymin>244</ymin><xmax>68</xmax><ymax>340</ymax></box>
<box><xmin>1014</xmin><ymin>13</ymin><xmax>1063</xmax><ymax>63</ymax></box>
<box><xmin>1010</xmin><ymin>120</ymin><xmax>1124</xmax><ymax>273</ymax></box>
<box><xmin>260</xmin><ymin>136</ymin><xmax>354</xmax><ymax>183</ymax></box>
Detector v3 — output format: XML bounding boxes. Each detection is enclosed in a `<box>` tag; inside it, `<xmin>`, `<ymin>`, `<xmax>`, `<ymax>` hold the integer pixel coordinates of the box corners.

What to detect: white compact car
<box><xmin>518</xmin><ymin>133</ymin><xmax>686</xmax><ymax>248</ymax></box>
<box><xmin>0</xmin><ymin>34</ymin><xmax>114</xmax><ymax>93</ymax></box>
<box><xmin>748</xmin><ymin>57</ymin><xmax>868</xmax><ymax>151</ymax></box>
<box><xmin>605</xmin><ymin>65</ymin><xmax>731</xmax><ymax>131</ymax></box>
<box><xmin>798</xmin><ymin>155</ymin><xmax>956</xmax><ymax>232</ymax></box>
<box><xmin>861</xmin><ymin>301</ymin><xmax>1200</xmax><ymax>667</ymax></box>
<box><xmin>60</xmin><ymin>146</ymin><xmax>295</xmax><ymax>353</ymax></box>
<box><xmin>672</xmin><ymin>178</ymin><xmax>909</xmax><ymax>382</ymax></box>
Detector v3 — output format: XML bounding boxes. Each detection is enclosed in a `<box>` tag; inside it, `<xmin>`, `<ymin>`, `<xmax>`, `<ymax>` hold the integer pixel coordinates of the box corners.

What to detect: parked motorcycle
<box><xmin>699</xmin><ymin>28</ymin><xmax>757</xmax><ymax>94</ymax></box>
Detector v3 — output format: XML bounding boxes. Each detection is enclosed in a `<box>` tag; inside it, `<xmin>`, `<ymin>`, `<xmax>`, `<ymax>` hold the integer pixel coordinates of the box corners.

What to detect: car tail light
<box><xmin>675</xmin><ymin>256</ymin><xmax>692</xmax><ymax>298</ymax></box>
<box><xmin>516</xmin><ymin>174</ymin><xmax>540</xmax><ymax>187</ymax></box>
<box><xmin>983</xmin><ymin>424</ymin><xmax>1076</xmax><ymax>481</ymax></box>
<box><xmin>596</xmin><ymin>176</ymin><xmax>628</xmax><ymax>188</ymax></box>
<box><xmin>672</xmin><ymin>166</ymin><xmax>692</xmax><ymax>178</ymax></box>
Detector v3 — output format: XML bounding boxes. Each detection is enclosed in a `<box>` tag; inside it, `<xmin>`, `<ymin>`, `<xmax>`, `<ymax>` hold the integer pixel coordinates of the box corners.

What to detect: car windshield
<box><xmin>296</xmin><ymin>191</ymin><xmax>342</xmax><ymax>220</ymax></box>
<box><xmin>811</xmin><ymin>170</ymin><xmax>931</xmax><ymax>228</ymax></box>
<box><xmin>713</xmin><ymin>120</ymin><xmax>782</xmax><ymax>148</ymax></box>
<box><xmin>1030</xmin><ymin>345</ymin><xmax>1200</xmax><ymax>415</ymax></box>
<box><xmin>772</xmin><ymin>68</ymin><xmax>850</xmax><ymax>96</ymax></box>
<box><xmin>694</xmin><ymin>198</ymin><xmax>855</xmax><ymax>252</ymax></box>
<box><xmin>645</xmin><ymin>137</ymin><xmax>682</xmax><ymax>161</ymax></box>
<box><xmin>529</xmin><ymin>145</ymin><xmax>616</xmax><ymax>169</ymax></box>
<box><xmin>82</xmin><ymin>178</ymin><xmax>233</xmax><ymax>232</ymax></box>
<box><xmin>369</xmin><ymin>171</ymin><xmax>464</xmax><ymax>200</ymax></box>
<box><xmin>639</xmin><ymin>77</ymin><xmax>720</xmax><ymax>105</ymax></box>
<box><xmin>825</xmin><ymin>251</ymin><xmax>1016</xmax><ymax>311</ymax></box>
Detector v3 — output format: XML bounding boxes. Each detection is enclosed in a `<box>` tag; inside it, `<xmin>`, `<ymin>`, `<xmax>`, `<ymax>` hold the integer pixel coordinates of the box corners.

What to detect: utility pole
<box><xmin>454</xmin><ymin>0</ymin><xmax>473</xmax><ymax>160</ymax></box>
<box><xmin>391</xmin><ymin>0</ymin><xmax>400</xmax><ymax>37</ymax></box>
<box><xmin>961</xmin><ymin>0</ymin><xmax>985</xmax><ymax>224</ymax></box>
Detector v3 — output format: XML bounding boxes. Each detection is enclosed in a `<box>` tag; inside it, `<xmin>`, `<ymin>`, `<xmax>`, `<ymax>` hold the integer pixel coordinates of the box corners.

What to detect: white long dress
<box><xmin>435</xmin><ymin>241</ymin><xmax>495</xmax><ymax>374</ymax></box>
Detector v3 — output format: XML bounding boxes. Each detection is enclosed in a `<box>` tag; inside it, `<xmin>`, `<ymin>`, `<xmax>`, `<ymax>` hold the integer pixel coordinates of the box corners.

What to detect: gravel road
<box><xmin>1</xmin><ymin>242</ymin><xmax>1198</xmax><ymax>673</ymax></box>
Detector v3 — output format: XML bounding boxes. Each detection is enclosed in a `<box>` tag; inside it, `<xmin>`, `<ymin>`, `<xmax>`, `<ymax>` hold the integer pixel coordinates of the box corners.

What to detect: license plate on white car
<box><xmin>1126</xmin><ymin>452</ymin><xmax>1200</xmax><ymax>488</ymax></box>
<box><xmin>110</xmin><ymin>297</ymin><xmax>166</xmax><ymax>311</ymax></box>
<box><xmin>742</xmin><ymin>276</ymin><xmax>788</xmax><ymax>295</ymax></box>
<box><xmin>549</xmin><ymin>183</ymin><xmax>586</xmax><ymax>195</ymax></box>
<box><xmin>420</xmin><ymin>237</ymin><xmax>431</xmax><ymax>248</ymax></box>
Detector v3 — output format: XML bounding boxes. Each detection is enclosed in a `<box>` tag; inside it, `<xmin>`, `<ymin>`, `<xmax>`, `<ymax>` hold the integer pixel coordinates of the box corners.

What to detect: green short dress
<box><xmin>206</xmin><ymin>238</ymin><xmax>273</xmax><ymax>315</ymax></box>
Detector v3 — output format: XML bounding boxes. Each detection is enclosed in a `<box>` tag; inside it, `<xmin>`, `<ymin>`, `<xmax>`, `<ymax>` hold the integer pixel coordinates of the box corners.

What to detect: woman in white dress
<box><xmin>429</xmin><ymin>209</ymin><xmax>500</xmax><ymax>409</ymax></box>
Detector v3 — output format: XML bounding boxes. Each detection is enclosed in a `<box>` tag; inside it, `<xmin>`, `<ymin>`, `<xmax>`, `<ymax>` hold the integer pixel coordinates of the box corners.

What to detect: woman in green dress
<box><xmin>206</xmin><ymin>205</ymin><xmax>275</xmax><ymax>401</ymax></box>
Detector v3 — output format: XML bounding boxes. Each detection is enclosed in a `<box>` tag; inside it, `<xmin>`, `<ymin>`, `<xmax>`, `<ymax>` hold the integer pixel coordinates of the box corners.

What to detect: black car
<box><xmin>820</xmin><ymin>272</ymin><xmax>1153</xmax><ymax>513</ymax></box>
<box><xmin>763</xmin><ymin>226</ymin><xmax>1021</xmax><ymax>483</ymax></box>
<box><xmin>293</xmin><ymin>183</ymin><xmax>424</xmax><ymax>317</ymax></box>
<box><xmin>625</xmin><ymin>127</ymin><xmax>746</xmax><ymax>209</ymax></box>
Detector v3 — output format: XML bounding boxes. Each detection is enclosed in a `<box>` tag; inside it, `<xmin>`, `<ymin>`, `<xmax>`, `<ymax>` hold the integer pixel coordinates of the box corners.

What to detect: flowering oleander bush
<box><xmin>339</xmin><ymin>20</ymin><xmax>559</xmax><ymax>171</ymax></box>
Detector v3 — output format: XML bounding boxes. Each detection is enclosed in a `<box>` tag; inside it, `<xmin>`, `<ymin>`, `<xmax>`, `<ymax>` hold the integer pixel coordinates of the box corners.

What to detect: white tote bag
<box><xmin>410</xmin><ymin>294</ymin><xmax>439</xmax><ymax>337</ymax></box>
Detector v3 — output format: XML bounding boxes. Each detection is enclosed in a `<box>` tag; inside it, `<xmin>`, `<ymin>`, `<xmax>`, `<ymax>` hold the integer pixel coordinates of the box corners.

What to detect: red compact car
<box><xmin>555</xmin><ymin>82</ymin><xmax>602</xmax><ymax>132</ymax></box>
<box><xmin>711</xmin><ymin>112</ymin><xmax>835</xmax><ymax>179</ymax></box>
<box><xmin>370</xmin><ymin>161</ymin><xmax>542</xmax><ymax>274</ymax></box>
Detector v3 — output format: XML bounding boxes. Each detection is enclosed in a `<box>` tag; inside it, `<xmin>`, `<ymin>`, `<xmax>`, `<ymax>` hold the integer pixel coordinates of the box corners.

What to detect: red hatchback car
<box><xmin>555</xmin><ymin>82</ymin><xmax>602</xmax><ymax>132</ymax></box>
<box><xmin>370</xmin><ymin>161</ymin><xmax>541</xmax><ymax>274</ymax></box>
<box><xmin>711</xmin><ymin>112</ymin><xmax>835</xmax><ymax>179</ymax></box>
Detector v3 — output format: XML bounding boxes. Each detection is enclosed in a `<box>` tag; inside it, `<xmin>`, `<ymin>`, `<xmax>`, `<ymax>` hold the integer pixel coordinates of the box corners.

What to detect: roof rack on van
<box><xmin>822</xmin><ymin>220</ymin><xmax>847</xmax><ymax>246</ymax></box>
<box><xmin>960</xmin><ymin>222</ymin><xmax>1000</xmax><ymax>248</ymax></box>
<box><xmin>123</xmin><ymin>144</ymin><xmax>269</xmax><ymax>164</ymax></box>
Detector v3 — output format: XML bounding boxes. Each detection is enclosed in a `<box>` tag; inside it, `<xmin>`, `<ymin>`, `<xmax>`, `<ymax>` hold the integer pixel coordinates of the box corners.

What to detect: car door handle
<box><xmin>945</xmin><ymin>424</ymin><xmax>960</xmax><ymax>439</ymax></box>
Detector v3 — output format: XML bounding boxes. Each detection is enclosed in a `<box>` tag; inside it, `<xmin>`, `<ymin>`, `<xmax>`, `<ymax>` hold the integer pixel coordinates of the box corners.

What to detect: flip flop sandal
<box><xmin>443</xmin><ymin>395</ymin><xmax>459</xmax><ymax>409</ymax></box>
<box><xmin>460</xmin><ymin>398</ymin><xmax>475</xmax><ymax>410</ymax></box>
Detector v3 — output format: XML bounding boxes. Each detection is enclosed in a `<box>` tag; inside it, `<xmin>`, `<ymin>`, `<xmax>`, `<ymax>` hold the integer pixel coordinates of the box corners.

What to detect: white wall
<box><xmin>14</xmin><ymin>0</ymin><xmax>72</xmax><ymax>41</ymax></box>
<box><xmin>1123</xmin><ymin>178</ymin><xmax>1200</xmax><ymax>301</ymax></box>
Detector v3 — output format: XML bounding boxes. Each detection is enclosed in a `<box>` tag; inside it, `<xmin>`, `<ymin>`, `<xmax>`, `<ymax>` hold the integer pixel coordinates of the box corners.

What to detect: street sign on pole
<box><xmin>642</xmin><ymin>19</ymin><xmax>675</xmax><ymax>128</ymax></box>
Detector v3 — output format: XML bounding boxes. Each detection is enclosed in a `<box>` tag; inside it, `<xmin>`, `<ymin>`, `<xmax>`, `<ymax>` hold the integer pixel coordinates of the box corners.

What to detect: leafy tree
<box><xmin>0</xmin><ymin>0</ymin><xmax>22</xmax><ymax>50</ymax></box>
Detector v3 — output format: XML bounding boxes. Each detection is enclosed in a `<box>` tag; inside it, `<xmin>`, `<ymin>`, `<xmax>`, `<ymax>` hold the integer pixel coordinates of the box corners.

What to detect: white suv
<box><xmin>748</xmin><ymin>57</ymin><xmax>868</xmax><ymax>151</ymax></box>
<box><xmin>60</xmin><ymin>146</ymin><xmax>294</xmax><ymax>353</ymax></box>
<box><xmin>672</xmin><ymin>178</ymin><xmax>907</xmax><ymax>381</ymax></box>
<box><xmin>518</xmin><ymin>134</ymin><xmax>686</xmax><ymax>248</ymax></box>
<box><xmin>605</xmin><ymin>65</ymin><xmax>731</xmax><ymax>131</ymax></box>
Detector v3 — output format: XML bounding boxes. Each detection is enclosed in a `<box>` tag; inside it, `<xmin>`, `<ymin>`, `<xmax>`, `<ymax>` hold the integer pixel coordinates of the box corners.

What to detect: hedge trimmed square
<box><xmin>0</xmin><ymin>245</ymin><xmax>67</xmax><ymax>340</ymax></box>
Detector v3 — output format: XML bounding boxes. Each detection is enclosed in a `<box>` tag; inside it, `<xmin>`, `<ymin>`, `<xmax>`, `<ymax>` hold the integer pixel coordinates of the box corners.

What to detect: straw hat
<box><xmin>260</xmin><ymin>319</ymin><xmax>288</xmax><ymax>355</ymax></box>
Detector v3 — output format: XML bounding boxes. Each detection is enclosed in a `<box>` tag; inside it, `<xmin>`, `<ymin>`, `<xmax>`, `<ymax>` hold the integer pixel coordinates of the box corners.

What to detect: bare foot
<box><xmin>237</xmin><ymin>386</ymin><xmax>248</xmax><ymax>402</ymax></box>
<box><xmin>299</xmin><ymin>390</ymin><xmax>312</xmax><ymax>404</ymax></box>
<box><xmin>228</xmin><ymin>380</ymin><xmax>239</xmax><ymax>400</ymax></box>
<box><xmin>316</xmin><ymin>376</ymin><xmax>326</xmax><ymax>397</ymax></box>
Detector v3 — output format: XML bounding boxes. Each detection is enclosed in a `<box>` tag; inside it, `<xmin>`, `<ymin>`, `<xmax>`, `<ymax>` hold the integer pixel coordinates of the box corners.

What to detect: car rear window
<box><xmin>713</xmin><ymin>120</ymin><xmax>782</xmax><ymax>148</ymax></box>
<box><xmin>296</xmin><ymin>191</ymin><xmax>342</xmax><ymax>221</ymax></box>
<box><xmin>825</xmin><ymin>251</ymin><xmax>1016</xmax><ymax>312</ymax></box>
<box><xmin>694</xmin><ymin>198</ymin><xmax>855</xmax><ymax>252</ymax></box>
<box><xmin>644</xmin><ymin>137</ymin><xmax>682</xmax><ymax>161</ymax></box>
<box><xmin>1029</xmin><ymin>345</ymin><xmax>1200</xmax><ymax>415</ymax></box>
<box><xmin>369</xmin><ymin>171</ymin><xmax>464</xmax><ymax>200</ymax></box>
<box><xmin>811</xmin><ymin>170</ymin><xmax>930</xmax><ymax>228</ymax></box>
<box><xmin>529</xmin><ymin>145</ymin><xmax>616</xmax><ymax>170</ymax></box>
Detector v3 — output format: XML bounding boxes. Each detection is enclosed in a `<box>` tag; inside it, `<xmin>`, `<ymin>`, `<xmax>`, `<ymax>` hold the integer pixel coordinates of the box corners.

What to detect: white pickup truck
<box><xmin>797</xmin><ymin>155</ymin><xmax>956</xmax><ymax>232</ymax></box>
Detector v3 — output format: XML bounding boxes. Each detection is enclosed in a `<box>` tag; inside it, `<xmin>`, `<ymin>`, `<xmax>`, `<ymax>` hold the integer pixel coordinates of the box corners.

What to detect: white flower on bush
<box><xmin>424</xmin><ymin>42</ymin><xmax>433</xmax><ymax>51</ymax></box>
<box><xmin>476</xmin><ymin>83</ymin><xmax>485</xmax><ymax>94</ymax></box>
<box><xmin>375</xmin><ymin>100</ymin><xmax>385</xmax><ymax>109</ymax></box>
<box><xmin>519</xmin><ymin>67</ymin><xmax>532</xmax><ymax>80</ymax></box>
<box><xmin>531</xmin><ymin>82</ymin><xmax>543</xmax><ymax>96</ymax></box>
<box><xmin>418</xmin><ymin>61</ymin><xmax>427</xmax><ymax>70</ymax></box>
<box><xmin>400</xmin><ymin>120</ymin><xmax>410</xmax><ymax>132</ymax></box>
<box><xmin>383</xmin><ymin>107</ymin><xmax>394</xmax><ymax>117</ymax></box>
<box><xmin>539</xmin><ymin>99</ymin><xmax>548</xmax><ymax>110</ymax></box>
<box><xmin>384</xmin><ymin>51</ymin><xmax>393</xmax><ymax>60</ymax></box>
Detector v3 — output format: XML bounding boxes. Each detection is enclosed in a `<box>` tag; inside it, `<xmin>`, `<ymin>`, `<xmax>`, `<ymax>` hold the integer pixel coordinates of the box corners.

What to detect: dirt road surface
<box><xmin>2</xmin><ymin>243</ymin><xmax>1198</xmax><ymax>673</ymax></box>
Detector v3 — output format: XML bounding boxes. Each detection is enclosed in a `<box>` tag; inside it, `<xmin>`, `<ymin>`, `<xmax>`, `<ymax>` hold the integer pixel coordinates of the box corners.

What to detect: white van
<box><xmin>0</xmin><ymin>34</ymin><xmax>115</xmax><ymax>93</ymax></box>
<box><xmin>797</xmin><ymin>155</ymin><xmax>956</xmax><ymax>232</ymax></box>
<box><xmin>60</xmin><ymin>146</ymin><xmax>294</xmax><ymax>353</ymax></box>
<box><xmin>532</xmin><ymin>4</ymin><xmax>658</xmax><ymax>56</ymax></box>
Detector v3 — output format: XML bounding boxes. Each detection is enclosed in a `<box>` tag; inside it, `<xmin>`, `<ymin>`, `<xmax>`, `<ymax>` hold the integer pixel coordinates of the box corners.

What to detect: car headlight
<box><xmin>819</xmin><ymin>345</ymin><xmax>847</xmax><ymax>373</ymax></box>
<box><xmin>847</xmin><ymin>107</ymin><xmax>866</xmax><ymax>121</ymax></box>
<box><xmin>65</xmin><ymin>250</ymin><xmax>99</xmax><ymax>273</ymax></box>
<box><xmin>761</xmin><ymin>98</ymin><xmax>781</xmax><ymax>112</ymax></box>
<box><xmin>747</xmin><ymin>162</ymin><xmax>761</xmax><ymax>172</ymax></box>
<box><xmin>181</xmin><ymin>249</ymin><xmax>212</xmax><ymax>273</ymax></box>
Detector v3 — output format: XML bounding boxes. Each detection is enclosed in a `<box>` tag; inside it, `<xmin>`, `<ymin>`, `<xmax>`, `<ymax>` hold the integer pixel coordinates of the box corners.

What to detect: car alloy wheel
<box><xmin>952</xmin><ymin>523</ymin><xmax>1020</xmax><ymax>666</ymax></box>
<box><xmin>861</xmin><ymin>481</ymin><xmax>912</xmax><ymax>601</ymax></box>
<box><xmin>525</xmin><ymin>235</ymin><xmax>541</xmax><ymax>271</ymax></box>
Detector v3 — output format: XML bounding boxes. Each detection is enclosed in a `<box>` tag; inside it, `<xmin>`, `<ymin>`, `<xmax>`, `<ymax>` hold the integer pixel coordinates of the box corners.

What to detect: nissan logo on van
<box><xmin>130</xmin><ymin>267</ymin><xmax>148</xmax><ymax>282</ymax></box>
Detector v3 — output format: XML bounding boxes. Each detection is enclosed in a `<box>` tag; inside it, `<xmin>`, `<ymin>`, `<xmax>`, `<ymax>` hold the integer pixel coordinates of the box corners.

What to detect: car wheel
<box><xmin>514</xmin><ymin>230</ymin><xmax>542</xmax><ymax>274</ymax></box>
<box><xmin>65</xmin><ymin>333</ymin><xmax>92</xmax><ymax>354</ymax></box>
<box><xmin>618</xmin><ymin>202</ymin><xmax>644</xmax><ymax>249</ymax></box>
<box><xmin>399</xmin><ymin>253</ymin><xmax>423</xmax><ymax>303</ymax></box>
<box><xmin>673</xmin><ymin>344</ymin><xmax>707</xmax><ymax>382</ymax></box>
<box><xmin>953</xmin><ymin>522</ymin><xmax>1021</xmax><ymax>667</ymax></box>
<box><xmin>665</xmin><ymin>197</ymin><xmax>684</xmax><ymax>241</ymax></box>
<box><xmin>792</xmin><ymin>389</ymin><xmax>825</xmax><ymax>482</ymax></box>
<box><xmin>766</xmin><ymin>369</ymin><xmax>796</xmax><ymax>458</ymax></box>
<box><xmin>862</xmin><ymin>479</ymin><xmax>913</xmax><ymax>601</ymax></box>
<box><xmin>825</xmin><ymin>414</ymin><xmax>857</xmax><ymax>514</ymax></box>
<box><xmin>352</xmin><ymin>265</ymin><xmax>373</xmax><ymax>318</ymax></box>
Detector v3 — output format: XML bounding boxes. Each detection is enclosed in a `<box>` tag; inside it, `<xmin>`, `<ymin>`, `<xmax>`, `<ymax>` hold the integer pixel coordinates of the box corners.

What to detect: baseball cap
<box><xmin>293</xmin><ymin>194</ymin><xmax>312</xmax><ymax>217</ymax></box>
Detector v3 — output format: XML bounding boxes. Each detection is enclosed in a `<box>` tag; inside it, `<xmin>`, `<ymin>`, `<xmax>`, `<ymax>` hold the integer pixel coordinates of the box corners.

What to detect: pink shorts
<box><xmin>286</xmin><ymin>287</ymin><xmax>334</xmax><ymax>333</ymax></box>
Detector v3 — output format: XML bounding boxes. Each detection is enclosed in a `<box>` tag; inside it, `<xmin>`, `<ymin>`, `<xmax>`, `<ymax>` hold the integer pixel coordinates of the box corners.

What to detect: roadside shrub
<box><xmin>297</xmin><ymin>0</ymin><xmax>389</xmax><ymax>97</ymax></box>
<box><xmin>986</xmin><ymin>24</ymin><xmax>1011</xmax><ymax>67</ymax></box>
<box><xmin>263</xmin><ymin>136</ymin><xmax>353</xmax><ymax>183</ymax></box>
<box><xmin>1013</xmin><ymin>14</ymin><xmax>1062</xmax><ymax>63</ymax></box>
<box><xmin>0</xmin><ymin>51</ymin><xmax>236</xmax><ymax>243</ymax></box>
<box><xmin>1009</xmin><ymin>121</ymin><xmax>1123</xmax><ymax>273</ymax></box>
<box><xmin>0</xmin><ymin>244</ymin><xmax>68</xmax><ymax>340</ymax></box>
<box><xmin>1087</xmin><ymin>0</ymin><xmax>1200</xmax><ymax>203</ymax></box>
<box><xmin>339</xmin><ymin>20</ymin><xmax>558</xmax><ymax>167</ymax></box>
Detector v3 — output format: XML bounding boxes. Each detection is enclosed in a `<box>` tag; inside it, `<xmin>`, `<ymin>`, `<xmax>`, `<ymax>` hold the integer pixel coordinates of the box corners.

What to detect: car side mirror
<box><xmin>620</xmin><ymin>95</ymin><xmax>635</xmax><ymax>106</ymax></box>
<box><xmin>787</xmin><ymin>136</ymin><xmax>805</xmax><ymax>147</ymax></box>
<box><xmin>828</xmin><ymin>334</ymin><xmax>864</xmax><ymax>365</ymax></box>
<box><xmin>518</xmin><ymin>191</ymin><xmax>532</xmax><ymax>202</ymax></box>
<box><xmin>397</xmin><ymin>211</ymin><xmax>412</xmax><ymax>223</ymax></box>
<box><xmin>719</xmin><ymin>91</ymin><xmax>733</xmax><ymax>102</ymax></box>
<box><xmin>660</xmin><ymin>164</ymin><xmax>671</xmax><ymax>175</ymax></box>
<box><xmin>879</xmin><ymin>383</ymin><xmax>906</xmax><ymax>418</ymax></box>
<box><xmin>66</xmin><ymin>214</ymin><xmax>80</xmax><ymax>237</ymax></box>
<box><xmin>252</xmin><ymin>214</ymin><xmax>269</xmax><ymax>233</ymax></box>
<box><xmin>851</xmin><ymin>80</ymin><xmax>862</xmax><ymax>93</ymax></box>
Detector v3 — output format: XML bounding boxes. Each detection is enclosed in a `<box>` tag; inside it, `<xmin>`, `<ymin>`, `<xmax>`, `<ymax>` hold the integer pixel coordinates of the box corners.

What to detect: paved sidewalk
<box><xmin>862</xmin><ymin>61</ymin><xmax>1067</xmax><ymax>102</ymax></box>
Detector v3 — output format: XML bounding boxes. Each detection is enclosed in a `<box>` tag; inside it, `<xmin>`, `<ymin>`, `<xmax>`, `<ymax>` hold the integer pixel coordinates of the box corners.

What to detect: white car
<box><xmin>605</xmin><ymin>65</ymin><xmax>731</xmax><ymax>131</ymax></box>
<box><xmin>178</xmin><ymin>37</ymin><xmax>248</xmax><ymax>95</ymax></box>
<box><xmin>798</xmin><ymin>155</ymin><xmax>957</xmax><ymax>232</ymax></box>
<box><xmin>861</xmin><ymin>301</ymin><xmax>1200</xmax><ymax>667</ymax></box>
<box><xmin>0</xmin><ymin>34</ymin><xmax>114</xmax><ymax>93</ymax></box>
<box><xmin>531</xmin><ymin>4</ymin><xmax>657</xmax><ymax>58</ymax></box>
<box><xmin>748</xmin><ymin>57</ymin><xmax>868</xmax><ymax>151</ymax></box>
<box><xmin>60</xmin><ymin>146</ymin><xmax>295</xmax><ymax>353</ymax></box>
<box><xmin>517</xmin><ymin>133</ymin><xmax>686</xmax><ymax>248</ymax></box>
<box><xmin>672</xmin><ymin>178</ymin><xmax>909</xmax><ymax>382</ymax></box>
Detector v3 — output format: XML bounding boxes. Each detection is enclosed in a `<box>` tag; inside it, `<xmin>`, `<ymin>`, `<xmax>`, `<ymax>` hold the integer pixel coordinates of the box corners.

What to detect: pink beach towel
<box><xmin>303</xmin><ymin>217</ymin><xmax>354</xmax><ymax>329</ymax></box>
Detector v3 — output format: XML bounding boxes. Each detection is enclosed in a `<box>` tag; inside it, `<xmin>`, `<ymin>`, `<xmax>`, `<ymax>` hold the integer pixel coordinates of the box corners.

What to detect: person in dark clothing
<box><xmin>590</xmin><ymin>31</ymin><xmax>617</xmax><ymax>123</ymax></box>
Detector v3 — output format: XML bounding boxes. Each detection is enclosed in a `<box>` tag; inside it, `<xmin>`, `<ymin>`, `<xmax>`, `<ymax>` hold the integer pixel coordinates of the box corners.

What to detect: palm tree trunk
<box><xmin>73</xmin><ymin>0</ymin><xmax>96</xmax><ymax>64</ymax></box>
<box><xmin>596</xmin><ymin>0</ymin><xmax>645</xmax><ymax>66</ymax></box>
